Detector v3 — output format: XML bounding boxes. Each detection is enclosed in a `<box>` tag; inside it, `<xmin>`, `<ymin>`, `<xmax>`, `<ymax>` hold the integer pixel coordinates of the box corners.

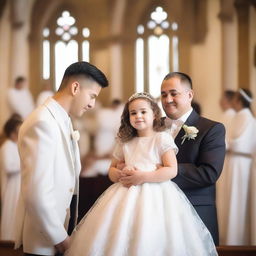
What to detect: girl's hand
<box><xmin>119</xmin><ymin>167</ymin><xmax>144</xmax><ymax>187</ymax></box>
<box><xmin>122</xmin><ymin>165</ymin><xmax>136</xmax><ymax>172</ymax></box>
<box><xmin>116</xmin><ymin>161</ymin><xmax>126</xmax><ymax>170</ymax></box>
<box><xmin>116</xmin><ymin>169</ymin><xmax>124</xmax><ymax>180</ymax></box>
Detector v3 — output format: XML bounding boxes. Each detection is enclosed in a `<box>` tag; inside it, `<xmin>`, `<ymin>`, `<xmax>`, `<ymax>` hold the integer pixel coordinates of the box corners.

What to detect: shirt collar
<box><xmin>178</xmin><ymin>108</ymin><xmax>193</xmax><ymax>123</ymax></box>
<box><xmin>166</xmin><ymin>107</ymin><xmax>193</xmax><ymax>126</ymax></box>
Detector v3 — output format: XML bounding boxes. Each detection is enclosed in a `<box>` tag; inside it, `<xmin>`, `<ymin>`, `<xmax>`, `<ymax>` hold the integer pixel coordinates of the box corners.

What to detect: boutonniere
<box><xmin>181</xmin><ymin>125</ymin><xmax>199</xmax><ymax>144</ymax></box>
<box><xmin>71</xmin><ymin>130</ymin><xmax>80</xmax><ymax>142</ymax></box>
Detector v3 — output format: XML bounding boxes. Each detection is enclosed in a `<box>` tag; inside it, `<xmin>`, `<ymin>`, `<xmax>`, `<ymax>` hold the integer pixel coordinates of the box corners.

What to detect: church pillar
<box><xmin>110</xmin><ymin>42</ymin><xmax>123</xmax><ymax>100</ymax></box>
<box><xmin>235</xmin><ymin>0</ymin><xmax>250</xmax><ymax>89</ymax></box>
<box><xmin>109</xmin><ymin>0</ymin><xmax>126</xmax><ymax>100</ymax></box>
<box><xmin>218</xmin><ymin>0</ymin><xmax>238</xmax><ymax>91</ymax></box>
<box><xmin>10</xmin><ymin>0</ymin><xmax>30</xmax><ymax>85</ymax></box>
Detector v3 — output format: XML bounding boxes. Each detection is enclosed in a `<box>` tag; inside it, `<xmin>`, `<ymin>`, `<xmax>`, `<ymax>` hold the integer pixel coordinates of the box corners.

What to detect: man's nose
<box><xmin>88</xmin><ymin>99</ymin><xmax>95</xmax><ymax>109</ymax></box>
<box><xmin>166</xmin><ymin>94</ymin><xmax>174</xmax><ymax>103</ymax></box>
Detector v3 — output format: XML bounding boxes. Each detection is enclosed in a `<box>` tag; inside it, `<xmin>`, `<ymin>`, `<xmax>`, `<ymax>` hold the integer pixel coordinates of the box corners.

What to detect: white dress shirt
<box><xmin>165</xmin><ymin>108</ymin><xmax>193</xmax><ymax>138</ymax></box>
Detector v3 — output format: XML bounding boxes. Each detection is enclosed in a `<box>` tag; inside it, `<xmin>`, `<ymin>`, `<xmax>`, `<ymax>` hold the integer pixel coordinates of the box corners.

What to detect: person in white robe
<box><xmin>0</xmin><ymin>115</ymin><xmax>23</xmax><ymax>240</ymax></box>
<box><xmin>219</xmin><ymin>90</ymin><xmax>236</xmax><ymax>142</ymax></box>
<box><xmin>217</xmin><ymin>88</ymin><xmax>256</xmax><ymax>245</ymax></box>
<box><xmin>217</xmin><ymin>90</ymin><xmax>236</xmax><ymax>243</ymax></box>
<box><xmin>250</xmin><ymin>142</ymin><xmax>256</xmax><ymax>245</ymax></box>
<box><xmin>36</xmin><ymin>80</ymin><xmax>54</xmax><ymax>107</ymax></box>
<box><xmin>7</xmin><ymin>76</ymin><xmax>35</xmax><ymax>119</ymax></box>
<box><xmin>86</xmin><ymin>99</ymin><xmax>124</xmax><ymax>177</ymax></box>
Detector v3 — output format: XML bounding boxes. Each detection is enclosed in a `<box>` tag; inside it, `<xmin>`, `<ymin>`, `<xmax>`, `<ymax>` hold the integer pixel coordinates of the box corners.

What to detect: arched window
<box><xmin>135</xmin><ymin>6</ymin><xmax>179</xmax><ymax>98</ymax></box>
<box><xmin>42</xmin><ymin>10</ymin><xmax>90</xmax><ymax>90</ymax></box>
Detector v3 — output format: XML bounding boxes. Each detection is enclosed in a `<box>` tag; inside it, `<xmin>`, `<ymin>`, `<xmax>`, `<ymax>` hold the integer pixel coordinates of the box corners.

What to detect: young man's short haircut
<box><xmin>58</xmin><ymin>61</ymin><xmax>109</xmax><ymax>91</ymax></box>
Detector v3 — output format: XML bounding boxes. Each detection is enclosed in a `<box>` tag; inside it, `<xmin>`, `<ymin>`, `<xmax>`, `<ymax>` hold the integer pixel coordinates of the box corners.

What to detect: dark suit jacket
<box><xmin>166</xmin><ymin>110</ymin><xmax>226</xmax><ymax>245</ymax></box>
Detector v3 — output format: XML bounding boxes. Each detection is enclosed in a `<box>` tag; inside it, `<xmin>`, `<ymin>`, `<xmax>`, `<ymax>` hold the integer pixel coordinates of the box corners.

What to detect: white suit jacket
<box><xmin>14</xmin><ymin>98</ymin><xmax>81</xmax><ymax>255</ymax></box>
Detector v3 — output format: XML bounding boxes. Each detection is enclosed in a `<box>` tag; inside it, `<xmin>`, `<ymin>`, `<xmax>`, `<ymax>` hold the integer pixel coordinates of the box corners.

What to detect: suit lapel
<box><xmin>44</xmin><ymin>99</ymin><xmax>75</xmax><ymax>171</ymax></box>
<box><xmin>174</xmin><ymin>110</ymin><xmax>200</xmax><ymax>146</ymax></box>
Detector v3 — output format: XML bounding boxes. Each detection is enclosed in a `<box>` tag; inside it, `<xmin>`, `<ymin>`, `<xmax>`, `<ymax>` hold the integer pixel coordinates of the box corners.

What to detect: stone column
<box><xmin>235</xmin><ymin>0</ymin><xmax>250</xmax><ymax>89</ymax></box>
<box><xmin>109</xmin><ymin>0</ymin><xmax>126</xmax><ymax>100</ymax></box>
<box><xmin>10</xmin><ymin>0</ymin><xmax>30</xmax><ymax>84</ymax></box>
<box><xmin>218</xmin><ymin>0</ymin><xmax>238</xmax><ymax>91</ymax></box>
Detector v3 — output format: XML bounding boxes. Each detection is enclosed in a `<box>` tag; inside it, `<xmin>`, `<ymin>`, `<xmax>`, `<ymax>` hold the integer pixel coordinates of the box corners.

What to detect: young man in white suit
<box><xmin>14</xmin><ymin>61</ymin><xmax>109</xmax><ymax>256</ymax></box>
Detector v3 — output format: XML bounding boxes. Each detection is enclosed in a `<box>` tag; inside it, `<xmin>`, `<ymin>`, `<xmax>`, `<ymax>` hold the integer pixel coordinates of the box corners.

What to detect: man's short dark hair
<box><xmin>163</xmin><ymin>72</ymin><xmax>193</xmax><ymax>89</ymax></box>
<box><xmin>15</xmin><ymin>76</ymin><xmax>26</xmax><ymax>84</ymax></box>
<box><xmin>224</xmin><ymin>90</ymin><xmax>235</xmax><ymax>101</ymax></box>
<box><xmin>58</xmin><ymin>61</ymin><xmax>109</xmax><ymax>91</ymax></box>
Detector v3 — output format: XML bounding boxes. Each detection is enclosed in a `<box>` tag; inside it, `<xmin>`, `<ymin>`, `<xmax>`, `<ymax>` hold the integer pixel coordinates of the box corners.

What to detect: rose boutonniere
<box><xmin>181</xmin><ymin>125</ymin><xmax>199</xmax><ymax>144</ymax></box>
<box><xmin>71</xmin><ymin>130</ymin><xmax>80</xmax><ymax>142</ymax></box>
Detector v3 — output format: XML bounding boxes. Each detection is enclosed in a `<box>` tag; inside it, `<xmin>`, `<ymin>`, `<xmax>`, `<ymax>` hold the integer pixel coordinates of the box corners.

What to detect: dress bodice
<box><xmin>113</xmin><ymin>131</ymin><xmax>177</xmax><ymax>172</ymax></box>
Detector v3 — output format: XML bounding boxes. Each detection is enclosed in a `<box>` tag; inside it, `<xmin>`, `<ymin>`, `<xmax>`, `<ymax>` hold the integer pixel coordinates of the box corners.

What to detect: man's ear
<box><xmin>70</xmin><ymin>81</ymin><xmax>80</xmax><ymax>96</ymax></box>
<box><xmin>188</xmin><ymin>90</ymin><xmax>194</xmax><ymax>101</ymax></box>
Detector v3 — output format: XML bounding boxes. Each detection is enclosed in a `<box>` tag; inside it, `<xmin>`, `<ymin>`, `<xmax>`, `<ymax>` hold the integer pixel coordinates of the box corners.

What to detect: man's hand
<box><xmin>55</xmin><ymin>236</ymin><xmax>70</xmax><ymax>254</ymax></box>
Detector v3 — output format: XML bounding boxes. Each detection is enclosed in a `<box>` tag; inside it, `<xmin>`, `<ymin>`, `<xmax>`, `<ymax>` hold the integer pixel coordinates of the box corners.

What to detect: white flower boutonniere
<box><xmin>181</xmin><ymin>125</ymin><xmax>199</xmax><ymax>144</ymax></box>
<box><xmin>71</xmin><ymin>130</ymin><xmax>80</xmax><ymax>142</ymax></box>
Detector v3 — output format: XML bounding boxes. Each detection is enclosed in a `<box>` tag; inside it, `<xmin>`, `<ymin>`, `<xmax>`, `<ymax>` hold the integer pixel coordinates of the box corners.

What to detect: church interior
<box><xmin>0</xmin><ymin>0</ymin><xmax>256</xmax><ymax>255</ymax></box>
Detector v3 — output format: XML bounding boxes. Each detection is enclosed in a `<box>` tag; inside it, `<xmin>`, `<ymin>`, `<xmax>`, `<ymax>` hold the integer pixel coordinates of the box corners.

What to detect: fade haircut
<box><xmin>163</xmin><ymin>72</ymin><xmax>193</xmax><ymax>89</ymax></box>
<box><xmin>58</xmin><ymin>61</ymin><xmax>109</xmax><ymax>91</ymax></box>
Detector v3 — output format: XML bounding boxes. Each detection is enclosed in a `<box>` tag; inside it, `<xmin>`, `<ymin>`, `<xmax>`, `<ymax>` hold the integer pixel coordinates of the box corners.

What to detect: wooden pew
<box><xmin>78</xmin><ymin>175</ymin><xmax>113</xmax><ymax>222</ymax></box>
<box><xmin>217</xmin><ymin>246</ymin><xmax>256</xmax><ymax>256</ymax></box>
<box><xmin>1</xmin><ymin>240</ymin><xmax>256</xmax><ymax>255</ymax></box>
<box><xmin>0</xmin><ymin>241</ymin><xmax>22</xmax><ymax>256</ymax></box>
<box><xmin>1</xmin><ymin>241</ymin><xmax>256</xmax><ymax>256</ymax></box>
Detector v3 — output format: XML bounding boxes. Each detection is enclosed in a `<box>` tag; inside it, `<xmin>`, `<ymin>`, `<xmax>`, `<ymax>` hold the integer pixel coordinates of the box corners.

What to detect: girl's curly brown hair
<box><xmin>117</xmin><ymin>93</ymin><xmax>165</xmax><ymax>142</ymax></box>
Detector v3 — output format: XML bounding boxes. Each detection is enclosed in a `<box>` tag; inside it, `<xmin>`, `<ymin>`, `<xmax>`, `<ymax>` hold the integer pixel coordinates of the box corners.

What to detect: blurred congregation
<box><xmin>1</xmin><ymin>0</ymin><xmax>256</xmax><ymax>253</ymax></box>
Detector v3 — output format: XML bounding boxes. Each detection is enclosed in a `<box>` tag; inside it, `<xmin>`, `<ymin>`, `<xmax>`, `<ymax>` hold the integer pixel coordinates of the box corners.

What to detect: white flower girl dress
<box><xmin>65</xmin><ymin>131</ymin><xmax>217</xmax><ymax>256</ymax></box>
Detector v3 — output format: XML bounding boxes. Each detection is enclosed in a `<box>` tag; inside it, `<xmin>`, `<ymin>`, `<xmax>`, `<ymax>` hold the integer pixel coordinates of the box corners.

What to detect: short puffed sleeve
<box><xmin>112</xmin><ymin>138</ymin><xmax>124</xmax><ymax>161</ymax></box>
<box><xmin>157</xmin><ymin>131</ymin><xmax>178</xmax><ymax>156</ymax></box>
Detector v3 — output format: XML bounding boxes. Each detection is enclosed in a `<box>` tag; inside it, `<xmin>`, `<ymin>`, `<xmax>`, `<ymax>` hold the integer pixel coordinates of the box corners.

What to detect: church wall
<box><xmin>190</xmin><ymin>0</ymin><xmax>222</xmax><ymax>121</ymax></box>
<box><xmin>0</xmin><ymin>2</ymin><xmax>12</xmax><ymax>128</ymax></box>
<box><xmin>91</xmin><ymin>47</ymin><xmax>111</xmax><ymax>106</ymax></box>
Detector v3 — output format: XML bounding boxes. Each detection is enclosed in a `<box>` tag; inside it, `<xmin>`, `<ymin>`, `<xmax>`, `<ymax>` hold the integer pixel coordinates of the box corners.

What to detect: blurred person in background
<box><xmin>0</xmin><ymin>114</ymin><xmax>23</xmax><ymax>241</ymax></box>
<box><xmin>7</xmin><ymin>76</ymin><xmax>35</xmax><ymax>119</ymax></box>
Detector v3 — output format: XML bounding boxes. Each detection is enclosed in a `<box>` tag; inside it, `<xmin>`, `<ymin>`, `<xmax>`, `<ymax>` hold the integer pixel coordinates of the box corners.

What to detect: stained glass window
<box><xmin>42</xmin><ymin>10</ymin><xmax>90</xmax><ymax>90</ymax></box>
<box><xmin>135</xmin><ymin>6</ymin><xmax>179</xmax><ymax>98</ymax></box>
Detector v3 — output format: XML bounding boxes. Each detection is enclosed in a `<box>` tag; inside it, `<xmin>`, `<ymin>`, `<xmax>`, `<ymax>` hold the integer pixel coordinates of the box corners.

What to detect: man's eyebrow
<box><xmin>161</xmin><ymin>89</ymin><xmax>177</xmax><ymax>94</ymax></box>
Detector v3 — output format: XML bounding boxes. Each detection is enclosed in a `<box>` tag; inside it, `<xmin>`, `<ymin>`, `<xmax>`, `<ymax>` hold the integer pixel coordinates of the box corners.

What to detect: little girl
<box><xmin>66</xmin><ymin>92</ymin><xmax>217</xmax><ymax>256</ymax></box>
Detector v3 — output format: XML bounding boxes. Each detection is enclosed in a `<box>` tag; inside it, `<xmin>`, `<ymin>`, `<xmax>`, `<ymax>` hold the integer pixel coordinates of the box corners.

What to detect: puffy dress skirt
<box><xmin>65</xmin><ymin>181</ymin><xmax>217</xmax><ymax>256</ymax></box>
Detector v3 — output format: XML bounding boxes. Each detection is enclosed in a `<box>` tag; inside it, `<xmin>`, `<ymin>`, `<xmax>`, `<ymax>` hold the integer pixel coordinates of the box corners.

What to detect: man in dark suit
<box><xmin>160</xmin><ymin>72</ymin><xmax>225</xmax><ymax>245</ymax></box>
